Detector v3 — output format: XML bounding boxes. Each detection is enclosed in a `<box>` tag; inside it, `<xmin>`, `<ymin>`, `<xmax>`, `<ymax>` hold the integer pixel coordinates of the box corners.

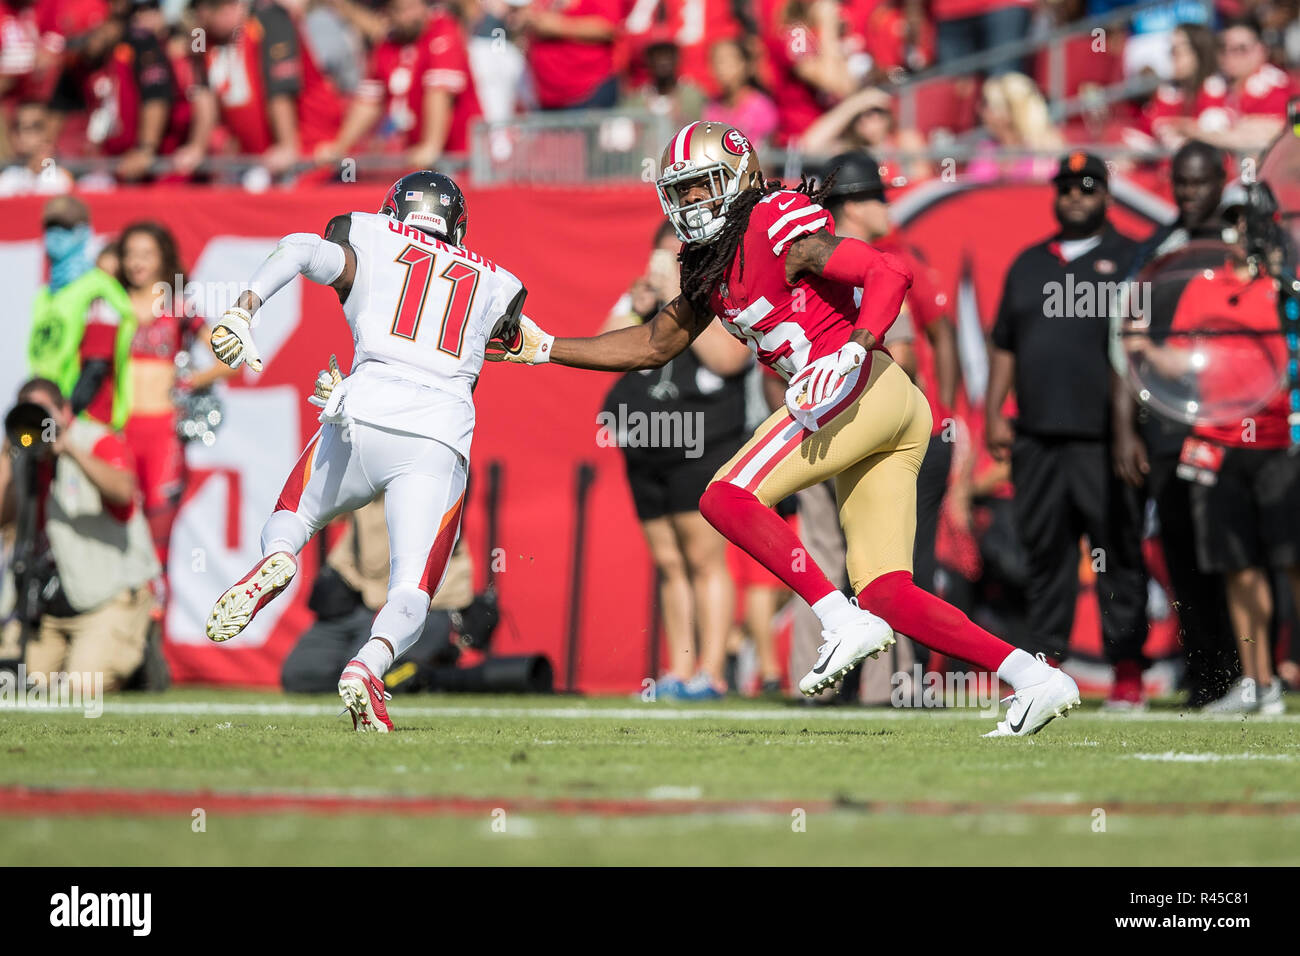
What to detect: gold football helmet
<box><xmin>656</xmin><ymin>122</ymin><xmax>763</xmax><ymax>244</ymax></box>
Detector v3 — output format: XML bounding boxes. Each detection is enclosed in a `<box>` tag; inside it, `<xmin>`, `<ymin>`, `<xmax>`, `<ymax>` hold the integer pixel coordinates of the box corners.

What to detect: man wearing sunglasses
<box><xmin>986</xmin><ymin>151</ymin><xmax>1151</xmax><ymax>707</ymax></box>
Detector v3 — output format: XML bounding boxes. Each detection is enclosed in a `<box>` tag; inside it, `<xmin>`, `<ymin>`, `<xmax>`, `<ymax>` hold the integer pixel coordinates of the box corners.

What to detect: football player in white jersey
<box><xmin>204</xmin><ymin>171</ymin><xmax>526</xmax><ymax>732</ymax></box>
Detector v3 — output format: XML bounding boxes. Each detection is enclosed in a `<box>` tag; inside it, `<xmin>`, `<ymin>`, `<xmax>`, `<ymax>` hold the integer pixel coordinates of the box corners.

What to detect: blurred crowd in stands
<box><xmin>0</xmin><ymin>0</ymin><xmax>1298</xmax><ymax>190</ymax></box>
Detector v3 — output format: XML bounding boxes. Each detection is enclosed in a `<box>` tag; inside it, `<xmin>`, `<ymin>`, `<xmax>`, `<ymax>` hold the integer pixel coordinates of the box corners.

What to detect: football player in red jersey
<box><xmin>316</xmin><ymin>0</ymin><xmax>481</xmax><ymax>170</ymax></box>
<box><xmin>491</xmin><ymin>121</ymin><xmax>1081</xmax><ymax>735</ymax></box>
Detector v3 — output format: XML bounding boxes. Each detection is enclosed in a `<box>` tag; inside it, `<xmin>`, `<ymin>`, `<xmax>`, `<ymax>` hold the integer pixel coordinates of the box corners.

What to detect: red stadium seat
<box><xmin>1034</xmin><ymin>32</ymin><xmax>1125</xmax><ymax>102</ymax></box>
<box><xmin>897</xmin><ymin>76</ymin><xmax>979</xmax><ymax>137</ymax></box>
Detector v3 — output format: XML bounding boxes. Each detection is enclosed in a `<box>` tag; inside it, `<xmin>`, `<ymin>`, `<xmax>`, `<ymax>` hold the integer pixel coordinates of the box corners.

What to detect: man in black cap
<box><xmin>1110</xmin><ymin>140</ymin><xmax>1237</xmax><ymax>707</ymax></box>
<box><xmin>986</xmin><ymin>151</ymin><xmax>1151</xmax><ymax>706</ymax></box>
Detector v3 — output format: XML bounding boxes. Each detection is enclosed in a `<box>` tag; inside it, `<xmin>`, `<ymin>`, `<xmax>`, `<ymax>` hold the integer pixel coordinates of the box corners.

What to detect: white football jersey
<box><xmin>329</xmin><ymin>211</ymin><xmax>525</xmax><ymax>458</ymax></box>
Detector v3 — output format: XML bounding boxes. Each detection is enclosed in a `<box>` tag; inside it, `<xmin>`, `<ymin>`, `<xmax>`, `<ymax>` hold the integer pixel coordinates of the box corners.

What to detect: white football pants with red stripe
<box><xmin>262</xmin><ymin>421</ymin><xmax>466</xmax><ymax>659</ymax></box>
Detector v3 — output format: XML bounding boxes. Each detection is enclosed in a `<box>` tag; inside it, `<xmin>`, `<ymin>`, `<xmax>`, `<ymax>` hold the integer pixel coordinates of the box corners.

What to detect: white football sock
<box><xmin>812</xmin><ymin>591</ymin><xmax>858</xmax><ymax>631</ymax></box>
<box><xmin>353</xmin><ymin>639</ymin><xmax>395</xmax><ymax>680</ymax></box>
<box><xmin>260</xmin><ymin>510</ymin><xmax>310</xmax><ymax>557</ymax></box>
<box><xmin>997</xmin><ymin>649</ymin><xmax>1052</xmax><ymax>690</ymax></box>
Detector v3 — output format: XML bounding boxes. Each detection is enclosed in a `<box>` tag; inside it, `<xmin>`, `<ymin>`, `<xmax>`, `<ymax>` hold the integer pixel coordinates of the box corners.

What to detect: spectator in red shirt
<box><xmin>193</xmin><ymin>0</ymin><xmax>342</xmax><ymax>174</ymax></box>
<box><xmin>515</xmin><ymin>0</ymin><xmax>620</xmax><ymax>110</ymax></box>
<box><xmin>48</xmin><ymin>3</ymin><xmax>207</xmax><ymax>182</ymax></box>
<box><xmin>318</xmin><ymin>0</ymin><xmax>481</xmax><ymax>168</ymax></box>
<box><xmin>0</xmin><ymin>0</ymin><xmax>58</xmax><ymax>104</ymax></box>
<box><xmin>765</xmin><ymin>0</ymin><xmax>854</xmax><ymax>145</ymax></box>
<box><xmin>132</xmin><ymin>0</ymin><xmax>217</xmax><ymax>178</ymax></box>
<box><xmin>622</xmin><ymin>0</ymin><xmax>745</xmax><ymax>95</ymax></box>
<box><xmin>1202</xmin><ymin>17</ymin><xmax>1297</xmax><ymax>149</ymax></box>
<box><xmin>1137</xmin><ymin>22</ymin><xmax>1222</xmax><ymax>150</ymax></box>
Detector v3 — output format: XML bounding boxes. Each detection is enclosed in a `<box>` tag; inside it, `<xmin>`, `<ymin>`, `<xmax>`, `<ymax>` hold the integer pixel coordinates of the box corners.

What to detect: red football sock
<box><xmin>699</xmin><ymin>482</ymin><xmax>837</xmax><ymax>607</ymax></box>
<box><xmin>857</xmin><ymin>570</ymin><xmax>1015</xmax><ymax>672</ymax></box>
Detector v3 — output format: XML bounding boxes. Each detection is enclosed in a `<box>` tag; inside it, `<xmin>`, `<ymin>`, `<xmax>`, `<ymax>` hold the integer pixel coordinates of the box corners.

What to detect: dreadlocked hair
<box><xmin>678</xmin><ymin>171</ymin><xmax>838</xmax><ymax>318</ymax></box>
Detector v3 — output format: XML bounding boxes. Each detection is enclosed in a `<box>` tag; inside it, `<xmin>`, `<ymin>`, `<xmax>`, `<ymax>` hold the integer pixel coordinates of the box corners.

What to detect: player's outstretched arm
<box><xmin>488</xmin><ymin>295</ymin><xmax>706</xmax><ymax>371</ymax></box>
<box><xmin>211</xmin><ymin>219</ymin><xmax>357</xmax><ymax>373</ymax></box>
<box><xmin>785</xmin><ymin>230</ymin><xmax>913</xmax><ymax>350</ymax></box>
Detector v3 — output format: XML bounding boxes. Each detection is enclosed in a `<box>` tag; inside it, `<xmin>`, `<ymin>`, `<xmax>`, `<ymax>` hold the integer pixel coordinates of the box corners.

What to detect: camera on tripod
<box><xmin>5</xmin><ymin>401</ymin><xmax>55</xmax><ymax>461</ymax></box>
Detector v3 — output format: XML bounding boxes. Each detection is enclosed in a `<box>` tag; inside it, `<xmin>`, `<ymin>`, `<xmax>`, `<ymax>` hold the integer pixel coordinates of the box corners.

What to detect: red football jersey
<box><xmin>623</xmin><ymin>0</ymin><xmax>741</xmax><ymax>93</ymax></box>
<box><xmin>1224</xmin><ymin>63</ymin><xmax>1295</xmax><ymax>119</ymax></box>
<box><xmin>204</xmin><ymin>1</ymin><xmax>340</xmax><ymax>154</ymax></box>
<box><xmin>527</xmin><ymin>0</ymin><xmax>619</xmax><ymax>109</ymax></box>
<box><xmin>707</xmin><ymin>189</ymin><xmax>861</xmax><ymax>381</ymax></box>
<box><xmin>358</xmin><ymin>10</ymin><xmax>481</xmax><ymax>153</ymax></box>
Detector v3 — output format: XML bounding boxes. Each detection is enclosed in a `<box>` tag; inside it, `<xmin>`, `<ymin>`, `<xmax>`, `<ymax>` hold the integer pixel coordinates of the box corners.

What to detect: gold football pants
<box><xmin>712</xmin><ymin>353</ymin><xmax>932</xmax><ymax>593</ymax></box>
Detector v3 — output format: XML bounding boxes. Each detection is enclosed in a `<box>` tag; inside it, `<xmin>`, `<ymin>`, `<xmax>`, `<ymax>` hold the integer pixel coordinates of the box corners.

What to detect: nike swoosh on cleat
<box><xmin>1009</xmin><ymin>698</ymin><xmax>1033</xmax><ymax>734</ymax></box>
<box><xmin>812</xmin><ymin>641</ymin><xmax>840</xmax><ymax>675</ymax></box>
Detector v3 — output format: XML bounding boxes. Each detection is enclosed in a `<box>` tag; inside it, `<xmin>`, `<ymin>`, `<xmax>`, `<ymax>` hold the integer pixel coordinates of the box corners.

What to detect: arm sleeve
<box><xmin>490</xmin><ymin>281</ymin><xmax>528</xmax><ymax>340</ymax></box>
<box><xmin>134</xmin><ymin>36</ymin><xmax>174</xmax><ymax>105</ymax></box>
<box><xmin>248</xmin><ymin>231</ymin><xmax>347</xmax><ymax>304</ymax></box>
<box><xmin>761</xmin><ymin>191</ymin><xmax>833</xmax><ymax>258</ymax></box>
<box><xmin>258</xmin><ymin>4</ymin><xmax>303</xmax><ymax>99</ymax></box>
<box><xmin>821</xmin><ymin>237</ymin><xmax>913</xmax><ymax>342</ymax></box>
<box><xmin>90</xmin><ymin>433</ymin><xmax>135</xmax><ymax>522</ymax></box>
<box><xmin>71</xmin><ymin>360</ymin><xmax>112</xmax><ymax>416</ymax></box>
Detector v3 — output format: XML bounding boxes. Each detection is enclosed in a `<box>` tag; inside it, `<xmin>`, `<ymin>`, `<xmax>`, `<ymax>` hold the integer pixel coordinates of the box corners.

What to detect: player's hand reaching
<box><xmin>210</xmin><ymin>307</ymin><xmax>264</xmax><ymax>372</ymax></box>
<box><xmin>485</xmin><ymin>315</ymin><xmax>554</xmax><ymax>365</ymax></box>
<box><xmin>785</xmin><ymin>341</ymin><xmax>867</xmax><ymax>431</ymax></box>
<box><xmin>308</xmin><ymin>354</ymin><xmax>344</xmax><ymax>408</ymax></box>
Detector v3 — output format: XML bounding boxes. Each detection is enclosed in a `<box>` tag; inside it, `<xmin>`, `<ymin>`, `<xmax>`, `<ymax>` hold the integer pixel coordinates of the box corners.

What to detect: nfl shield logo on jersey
<box><xmin>440</xmin><ymin>194</ymin><xmax>452</xmax><ymax>205</ymax></box>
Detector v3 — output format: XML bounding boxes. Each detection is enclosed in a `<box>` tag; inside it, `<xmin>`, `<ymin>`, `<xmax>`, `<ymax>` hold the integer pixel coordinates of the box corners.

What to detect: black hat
<box><xmin>824</xmin><ymin>151</ymin><xmax>887</xmax><ymax>202</ymax></box>
<box><xmin>1052</xmin><ymin>151</ymin><xmax>1109</xmax><ymax>187</ymax></box>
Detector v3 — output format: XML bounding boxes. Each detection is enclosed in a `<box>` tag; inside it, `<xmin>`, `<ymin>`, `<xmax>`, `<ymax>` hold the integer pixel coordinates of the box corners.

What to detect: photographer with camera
<box><xmin>0</xmin><ymin>378</ymin><xmax>158</xmax><ymax>688</ymax></box>
<box><xmin>1122</xmin><ymin>178</ymin><xmax>1297</xmax><ymax>714</ymax></box>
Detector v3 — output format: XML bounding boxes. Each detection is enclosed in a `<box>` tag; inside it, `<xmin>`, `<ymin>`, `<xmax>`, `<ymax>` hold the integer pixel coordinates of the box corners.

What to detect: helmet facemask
<box><xmin>657</xmin><ymin>151</ymin><xmax>753</xmax><ymax>245</ymax></box>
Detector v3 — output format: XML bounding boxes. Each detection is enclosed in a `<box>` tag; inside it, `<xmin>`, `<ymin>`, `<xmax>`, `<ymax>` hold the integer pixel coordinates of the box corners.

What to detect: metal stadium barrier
<box><xmin>468</xmin><ymin>108</ymin><xmax>674</xmax><ymax>186</ymax></box>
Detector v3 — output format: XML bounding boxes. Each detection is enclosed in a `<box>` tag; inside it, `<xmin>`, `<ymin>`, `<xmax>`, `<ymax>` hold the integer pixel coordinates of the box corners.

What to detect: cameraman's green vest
<box><xmin>28</xmin><ymin>268</ymin><xmax>136</xmax><ymax>431</ymax></box>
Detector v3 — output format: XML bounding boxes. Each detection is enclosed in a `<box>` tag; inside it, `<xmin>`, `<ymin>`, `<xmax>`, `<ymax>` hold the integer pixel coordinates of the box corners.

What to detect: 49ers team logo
<box><xmin>722</xmin><ymin>130</ymin><xmax>751</xmax><ymax>156</ymax></box>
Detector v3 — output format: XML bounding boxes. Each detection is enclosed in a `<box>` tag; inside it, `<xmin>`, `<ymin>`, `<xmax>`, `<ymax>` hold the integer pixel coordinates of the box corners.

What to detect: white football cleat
<box><xmin>338</xmin><ymin>660</ymin><xmax>393</xmax><ymax>733</ymax></box>
<box><xmin>206</xmin><ymin>551</ymin><xmax>297</xmax><ymax>643</ymax></box>
<box><xmin>798</xmin><ymin>602</ymin><xmax>896</xmax><ymax>696</ymax></box>
<box><xmin>984</xmin><ymin>666</ymin><xmax>1081</xmax><ymax>737</ymax></box>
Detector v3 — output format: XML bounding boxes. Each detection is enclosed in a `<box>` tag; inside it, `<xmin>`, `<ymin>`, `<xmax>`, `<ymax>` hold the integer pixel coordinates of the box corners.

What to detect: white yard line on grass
<box><xmin>1128</xmin><ymin>752</ymin><xmax>1299</xmax><ymax>762</ymax></box>
<box><xmin>2</xmin><ymin>699</ymin><xmax>1298</xmax><ymax>723</ymax></box>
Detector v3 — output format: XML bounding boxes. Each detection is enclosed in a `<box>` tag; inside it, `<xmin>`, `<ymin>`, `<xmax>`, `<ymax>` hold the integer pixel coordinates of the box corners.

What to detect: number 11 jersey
<box><xmin>327</xmin><ymin>211</ymin><xmax>526</xmax><ymax>458</ymax></box>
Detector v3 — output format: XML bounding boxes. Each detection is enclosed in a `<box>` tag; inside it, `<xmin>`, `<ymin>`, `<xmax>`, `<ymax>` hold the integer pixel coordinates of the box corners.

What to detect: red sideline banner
<box><xmin>0</xmin><ymin>179</ymin><xmax>1171</xmax><ymax>692</ymax></box>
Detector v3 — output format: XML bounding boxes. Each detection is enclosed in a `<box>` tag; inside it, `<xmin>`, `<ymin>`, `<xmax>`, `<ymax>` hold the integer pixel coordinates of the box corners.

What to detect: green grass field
<box><xmin>2</xmin><ymin>690</ymin><xmax>1297</xmax><ymax>865</ymax></box>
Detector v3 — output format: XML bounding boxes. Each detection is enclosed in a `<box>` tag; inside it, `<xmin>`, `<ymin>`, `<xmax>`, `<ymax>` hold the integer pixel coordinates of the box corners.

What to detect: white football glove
<box><xmin>785</xmin><ymin>342</ymin><xmax>868</xmax><ymax>432</ymax></box>
<box><xmin>485</xmin><ymin>315</ymin><xmax>554</xmax><ymax>365</ymax></box>
<box><xmin>308</xmin><ymin>354</ymin><xmax>343</xmax><ymax>408</ymax></box>
<box><xmin>210</xmin><ymin>306</ymin><xmax>263</xmax><ymax>372</ymax></box>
